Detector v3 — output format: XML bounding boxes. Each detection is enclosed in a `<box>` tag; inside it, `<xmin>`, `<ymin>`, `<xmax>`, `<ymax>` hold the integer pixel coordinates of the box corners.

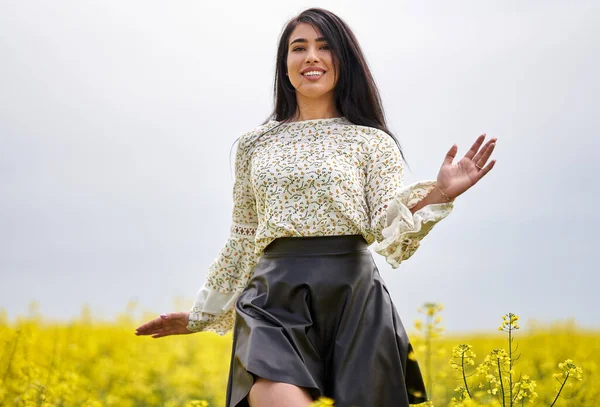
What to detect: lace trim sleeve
<box><xmin>372</xmin><ymin>180</ymin><xmax>453</xmax><ymax>268</ymax></box>
<box><xmin>187</xmin><ymin>130</ymin><xmax>261</xmax><ymax>335</ymax></box>
<box><xmin>365</xmin><ymin>131</ymin><xmax>454</xmax><ymax>269</ymax></box>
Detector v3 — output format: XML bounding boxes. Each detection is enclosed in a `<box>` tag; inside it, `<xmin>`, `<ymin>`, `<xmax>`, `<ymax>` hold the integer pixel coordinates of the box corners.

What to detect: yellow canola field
<box><xmin>1</xmin><ymin>306</ymin><xmax>598</xmax><ymax>407</ymax></box>
<box><xmin>413</xmin><ymin>323</ymin><xmax>600</xmax><ymax>406</ymax></box>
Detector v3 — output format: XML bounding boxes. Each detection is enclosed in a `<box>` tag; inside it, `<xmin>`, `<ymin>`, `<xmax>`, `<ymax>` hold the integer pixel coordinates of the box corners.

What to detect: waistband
<box><xmin>262</xmin><ymin>235</ymin><xmax>369</xmax><ymax>256</ymax></box>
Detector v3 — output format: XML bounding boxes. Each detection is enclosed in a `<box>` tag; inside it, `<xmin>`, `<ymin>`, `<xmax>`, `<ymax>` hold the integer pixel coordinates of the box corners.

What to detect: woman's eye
<box><xmin>291</xmin><ymin>45</ymin><xmax>330</xmax><ymax>52</ymax></box>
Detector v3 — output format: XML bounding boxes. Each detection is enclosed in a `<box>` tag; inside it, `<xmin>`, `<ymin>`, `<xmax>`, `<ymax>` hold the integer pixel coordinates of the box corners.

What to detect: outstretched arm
<box><xmin>365</xmin><ymin>131</ymin><xmax>497</xmax><ymax>269</ymax></box>
<box><xmin>135</xmin><ymin>126</ymin><xmax>264</xmax><ymax>338</ymax></box>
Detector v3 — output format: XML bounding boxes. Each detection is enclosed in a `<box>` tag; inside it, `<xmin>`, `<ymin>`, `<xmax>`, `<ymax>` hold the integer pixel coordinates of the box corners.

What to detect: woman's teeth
<box><xmin>303</xmin><ymin>71</ymin><xmax>324</xmax><ymax>77</ymax></box>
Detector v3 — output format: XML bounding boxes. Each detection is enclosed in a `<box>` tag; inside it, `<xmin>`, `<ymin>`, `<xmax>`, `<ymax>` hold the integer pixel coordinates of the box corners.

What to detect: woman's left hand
<box><xmin>135</xmin><ymin>312</ymin><xmax>193</xmax><ymax>339</ymax></box>
<box><xmin>437</xmin><ymin>134</ymin><xmax>497</xmax><ymax>200</ymax></box>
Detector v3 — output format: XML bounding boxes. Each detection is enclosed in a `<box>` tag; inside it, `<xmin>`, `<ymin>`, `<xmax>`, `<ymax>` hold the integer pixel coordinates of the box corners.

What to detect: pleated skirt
<box><xmin>225</xmin><ymin>235</ymin><xmax>427</xmax><ymax>407</ymax></box>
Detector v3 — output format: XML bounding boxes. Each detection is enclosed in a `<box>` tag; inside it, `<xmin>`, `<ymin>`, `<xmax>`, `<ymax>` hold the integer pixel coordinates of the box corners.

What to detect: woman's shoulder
<box><xmin>344</xmin><ymin>123</ymin><xmax>396</xmax><ymax>151</ymax></box>
<box><xmin>236</xmin><ymin>120</ymin><xmax>281</xmax><ymax>152</ymax></box>
<box><xmin>355</xmin><ymin>125</ymin><xmax>391</xmax><ymax>140</ymax></box>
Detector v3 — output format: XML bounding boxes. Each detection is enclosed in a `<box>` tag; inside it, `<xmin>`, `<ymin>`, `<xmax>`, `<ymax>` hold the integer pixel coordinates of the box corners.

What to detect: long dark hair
<box><xmin>231</xmin><ymin>7</ymin><xmax>410</xmax><ymax>176</ymax></box>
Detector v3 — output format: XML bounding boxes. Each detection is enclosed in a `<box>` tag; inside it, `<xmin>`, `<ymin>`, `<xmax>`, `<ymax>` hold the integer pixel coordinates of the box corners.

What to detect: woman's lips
<box><xmin>302</xmin><ymin>71</ymin><xmax>325</xmax><ymax>81</ymax></box>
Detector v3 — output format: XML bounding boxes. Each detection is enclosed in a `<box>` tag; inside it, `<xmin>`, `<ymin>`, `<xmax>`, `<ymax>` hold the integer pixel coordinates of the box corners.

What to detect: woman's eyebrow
<box><xmin>290</xmin><ymin>37</ymin><xmax>327</xmax><ymax>46</ymax></box>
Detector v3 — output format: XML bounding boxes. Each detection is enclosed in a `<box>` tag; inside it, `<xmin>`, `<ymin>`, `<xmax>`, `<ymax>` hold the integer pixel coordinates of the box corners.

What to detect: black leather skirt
<box><xmin>225</xmin><ymin>235</ymin><xmax>427</xmax><ymax>407</ymax></box>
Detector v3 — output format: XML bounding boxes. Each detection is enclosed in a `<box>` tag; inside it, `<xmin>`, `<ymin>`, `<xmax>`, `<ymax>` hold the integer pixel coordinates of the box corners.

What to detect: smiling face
<box><xmin>286</xmin><ymin>23</ymin><xmax>339</xmax><ymax>100</ymax></box>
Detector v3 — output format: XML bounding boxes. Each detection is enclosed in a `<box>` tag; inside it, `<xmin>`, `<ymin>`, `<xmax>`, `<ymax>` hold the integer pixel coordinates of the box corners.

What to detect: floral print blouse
<box><xmin>188</xmin><ymin>117</ymin><xmax>454</xmax><ymax>335</ymax></box>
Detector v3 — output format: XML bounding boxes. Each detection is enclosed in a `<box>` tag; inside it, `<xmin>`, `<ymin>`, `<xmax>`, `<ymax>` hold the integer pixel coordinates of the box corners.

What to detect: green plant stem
<box><xmin>461</xmin><ymin>353</ymin><xmax>471</xmax><ymax>399</ymax></box>
<box><xmin>549</xmin><ymin>374</ymin><xmax>569</xmax><ymax>407</ymax></box>
<box><xmin>509</xmin><ymin>324</ymin><xmax>513</xmax><ymax>407</ymax></box>
<box><xmin>498</xmin><ymin>359</ymin><xmax>506</xmax><ymax>407</ymax></box>
<box><xmin>36</xmin><ymin>386</ymin><xmax>47</xmax><ymax>407</ymax></box>
<box><xmin>426</xmin><ymin>315</ymin><xmax>432</xmax><ymax>399</ymax></box>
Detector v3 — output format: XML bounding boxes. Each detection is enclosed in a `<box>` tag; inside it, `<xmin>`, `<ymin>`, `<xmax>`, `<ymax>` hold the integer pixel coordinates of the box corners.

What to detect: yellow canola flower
<box><xmin>419</xmin><ymin>302</ymin><xmax>444</xmax><ymax>317</ymax></box>
<box><xmin>557</xmin><ymin>359</ymin><xmax>584</xmax><ymax>381</ymax></box>
<box><xmin>514</xmin><ymin>375</ymin><xmax>538</xmax><ymax>403</ymax></box>
<box><xmin>498</xmin><ymin>313</ymin><xmax>520</xmax><ymax>332</ymax></box>
<box><xmin>450</xmin><ymin>344</ymin><xmax>476</xmax><ymax>371</ymax></box>
<box><xmin>310</xmin><ymin>396</ymin><xmax>335</xmax><ymax>406</ymax></box>
<box><xmin>184</xmin><ymin>401</ymin><xmax>209</xmax><ymax>407</ymax></box>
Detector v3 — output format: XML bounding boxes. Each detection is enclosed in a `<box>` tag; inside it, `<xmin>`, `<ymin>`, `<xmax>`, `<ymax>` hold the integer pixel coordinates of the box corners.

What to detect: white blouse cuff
<box><xmin>372</xmin><ymin>180</ymin><xmax>454</xmax><ymax>269</ymax></box>
<box><xmin>187</xmin><ymin>285</ymin><xmax>240</xmax><ymax>333</ymax></box>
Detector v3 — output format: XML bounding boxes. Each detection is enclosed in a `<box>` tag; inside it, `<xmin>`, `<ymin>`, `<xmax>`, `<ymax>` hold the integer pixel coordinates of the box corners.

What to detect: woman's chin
<box><xmin>296</xmin><ymin>88</ymin><xmax>336</xmax><ymax>99</ymax></box>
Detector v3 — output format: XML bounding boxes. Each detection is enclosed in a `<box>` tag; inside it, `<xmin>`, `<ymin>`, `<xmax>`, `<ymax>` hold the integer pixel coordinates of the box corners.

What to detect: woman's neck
<box><xmin>293</xmin><ymin>94</ymin><xmax>341</xmax><ymax>121</ymax></box>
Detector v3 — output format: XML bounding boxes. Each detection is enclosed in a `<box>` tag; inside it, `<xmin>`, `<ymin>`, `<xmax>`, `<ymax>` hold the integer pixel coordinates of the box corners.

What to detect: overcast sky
<box><xmin>1</xmin><ymin>0</ymin><xmax>598</xmax><ymax>333</ymax></box>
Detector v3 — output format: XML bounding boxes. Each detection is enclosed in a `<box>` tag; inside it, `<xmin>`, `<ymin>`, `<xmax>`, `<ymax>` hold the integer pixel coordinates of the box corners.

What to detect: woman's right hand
<box><xmin>135</xmin><ymin>312</ymin><xmax>192</xmax><ymax>339</ymax></box>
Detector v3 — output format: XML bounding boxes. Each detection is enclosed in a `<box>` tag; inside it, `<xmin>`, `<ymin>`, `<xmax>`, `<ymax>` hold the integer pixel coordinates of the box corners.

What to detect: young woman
<box><xmin>136</xmin><ymin>7</ymin><xmax>497</xmax><ymax>407</ymax></box>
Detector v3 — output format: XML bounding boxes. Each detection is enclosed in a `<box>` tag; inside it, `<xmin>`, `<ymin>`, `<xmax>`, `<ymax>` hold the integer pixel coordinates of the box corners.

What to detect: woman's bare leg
<box><xmin>248</xmin><ymin>377</ymin><xmax>313</xmax><ymax>407</ymax></box>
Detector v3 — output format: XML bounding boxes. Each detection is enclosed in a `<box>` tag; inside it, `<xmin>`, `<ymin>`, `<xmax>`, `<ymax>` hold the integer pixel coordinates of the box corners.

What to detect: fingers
<box><xmin>473</xmin><ymin>137</ymin><xmax>496</xmax><ymax>163</ymax></box>
<box><xmin>135</xmin><ymin>312</ymin><xmax>190</xmax><ymax>337</ymax></box>
<box><xmin>462</xmin><ymin>134</ymin><xmax>486</xmax><ymax>161</ymax></box>
<box><xmin>135</xmin><ymin>316</ymin><xmax>165</xmax><ymax>336</ymax></box>
<box><xmin>465</xmin><ymin>133</ymin><xmax>499</xmax><ymax>162</ymax></box>
<box><xmin>478</xmin><ymin>159</ymin><xmax>497</xmax><ymax>178</ymax></box>
<box><xmin>443</xmin><ymin>144</ymin><xmax>458</xmax><ymax>166</ymax></box>
<box><xmin>473</xmin><ymin>139</ymin><xmax>497</xmax><ymax>180</ymax></box>
<box><xmin>150</xmin><ymin>327</ymin><xmax>182</xmax><ymax>339</ymax></box>
<box><xmin>445</xmin><ymin>134</ymin><xmax>495</xmax><ymax>164</ymax></box>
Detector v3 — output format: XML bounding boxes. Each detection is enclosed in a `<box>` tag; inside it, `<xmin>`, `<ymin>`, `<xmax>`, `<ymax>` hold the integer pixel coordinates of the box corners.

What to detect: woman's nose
<box><xmin>305</xmin><ymin>47</ymin><xmax>320</xmax><ymax>63</ymax></box>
